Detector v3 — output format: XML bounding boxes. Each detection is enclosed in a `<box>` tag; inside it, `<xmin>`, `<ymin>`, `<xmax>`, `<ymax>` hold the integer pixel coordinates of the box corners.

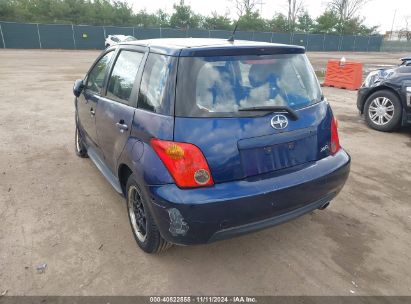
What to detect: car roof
<box><xmin>119</xmin><ymin>38</ymin><xmax>305</xmax><ymax>57</ymax></box>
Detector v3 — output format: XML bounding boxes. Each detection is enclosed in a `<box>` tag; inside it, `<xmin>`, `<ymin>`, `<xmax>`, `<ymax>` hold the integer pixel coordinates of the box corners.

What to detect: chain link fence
<box><xmin>381</xmin><ymin>41</ymin><xmax>411</xmax><ymax>52</ymax></box>
<box><xmin>0</xmin><ymin>21</ymin><xmax>384</xmax><ymax>52</ymax></box>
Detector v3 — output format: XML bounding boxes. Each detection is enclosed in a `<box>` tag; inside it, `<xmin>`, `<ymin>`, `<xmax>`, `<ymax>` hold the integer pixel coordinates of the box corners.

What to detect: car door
<box><xmin>77</xmin><ymin>51</ymin><xmax>114</xmax><ymax>148</ymax></box>
<box><xmin>95</xmin><ymin>46</ymin><xmax>147</xmax><ymax>173</ymax></box>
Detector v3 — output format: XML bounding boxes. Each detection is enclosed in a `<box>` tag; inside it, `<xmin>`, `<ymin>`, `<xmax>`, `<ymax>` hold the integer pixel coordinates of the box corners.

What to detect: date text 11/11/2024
<box><xmin>149</xmin><ymin>296</ymin><xmax>257</xmax><ymax>303</ymax></box>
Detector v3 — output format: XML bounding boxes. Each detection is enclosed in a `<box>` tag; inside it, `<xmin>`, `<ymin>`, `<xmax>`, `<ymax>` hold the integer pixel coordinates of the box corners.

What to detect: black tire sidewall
<box><xmin>126</xmin><ymin>175</ymin><xmax>163</xmax><ymax>253</ymax></box>
<box><xmin>75</xmin><ymin>114</ymin><xmax>88</xmax><ymax>157</ymax></box>
<box><xmin>364</xmin><ymin>90</ymin><xmax>402</xmax><ymax>132</ymax></box>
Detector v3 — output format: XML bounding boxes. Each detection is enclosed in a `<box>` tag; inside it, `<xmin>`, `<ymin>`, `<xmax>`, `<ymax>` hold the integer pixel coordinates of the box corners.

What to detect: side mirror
<box><xmin>73</xmin><ymin>79</ymin><xmax>84</xmax><ymax>97</ymax></box>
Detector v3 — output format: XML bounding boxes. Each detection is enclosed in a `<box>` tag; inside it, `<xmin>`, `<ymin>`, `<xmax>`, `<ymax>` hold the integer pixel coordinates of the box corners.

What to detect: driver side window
<box><xmin>85</xmin><ymin>51</ymin><xmax>114</xmax><ymax>94</ymax></box>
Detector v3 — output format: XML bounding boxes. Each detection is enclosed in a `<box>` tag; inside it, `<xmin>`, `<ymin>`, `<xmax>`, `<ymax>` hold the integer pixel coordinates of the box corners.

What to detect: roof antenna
<box><xmin>227</xmin><ymin>21</ymin><xmax>239</xmax><ymax>42</ymax></box>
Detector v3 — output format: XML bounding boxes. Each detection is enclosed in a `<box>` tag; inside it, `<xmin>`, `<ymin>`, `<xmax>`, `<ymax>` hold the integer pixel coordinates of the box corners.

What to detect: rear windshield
<box><xmin>176</xmin><ymin>54</ymin><xmax>322</xmax><ymax>117</ymax></box>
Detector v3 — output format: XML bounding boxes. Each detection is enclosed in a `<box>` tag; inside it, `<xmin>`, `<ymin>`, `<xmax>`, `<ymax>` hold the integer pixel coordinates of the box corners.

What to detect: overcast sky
<box><xmin>126</xmin><ymin>0</ymin><xmax>408</xmax><ymax>33</ymax></box>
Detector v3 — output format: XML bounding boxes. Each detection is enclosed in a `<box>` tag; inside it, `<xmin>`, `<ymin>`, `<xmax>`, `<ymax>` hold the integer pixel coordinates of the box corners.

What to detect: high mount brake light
<box><xmin>330</xmin><ymin>117</ymin><xmax>340</xmax><ymax>155</ymax></box>
<box><xmin>150</xmin><ymin>139</ymin><xmax>214</xmax><ymax>188</ymax></box>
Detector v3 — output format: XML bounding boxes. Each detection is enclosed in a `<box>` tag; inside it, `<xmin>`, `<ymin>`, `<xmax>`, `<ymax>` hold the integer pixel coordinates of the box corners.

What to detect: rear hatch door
<box><xmin>174</xmin><ymin>51</ymin><xmax>332</xmax><ymax>183</ymax></box>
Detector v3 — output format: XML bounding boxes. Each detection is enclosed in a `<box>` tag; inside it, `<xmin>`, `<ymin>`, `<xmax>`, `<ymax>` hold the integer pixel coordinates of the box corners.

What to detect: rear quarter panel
<box><xmin>117</xmin><ymin>109</ymin><xmax>174</xmax><ymax>186</ymax></box>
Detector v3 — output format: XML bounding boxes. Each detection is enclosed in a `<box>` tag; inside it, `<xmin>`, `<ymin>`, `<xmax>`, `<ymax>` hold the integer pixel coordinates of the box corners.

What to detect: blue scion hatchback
<box><xmin>73</xmin><ymin>38</ymin><xmax>351</xmax><ymax>253</ymax></box>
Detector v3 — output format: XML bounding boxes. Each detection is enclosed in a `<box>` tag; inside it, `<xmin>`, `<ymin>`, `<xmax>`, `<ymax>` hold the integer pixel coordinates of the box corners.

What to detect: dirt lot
<box><xmin>308</xmin><ymin>51</ymin><xmax>410</xmax><ymax>71</ymax></box>
<box><xmin>0</xmin><ymin>49</ymin><xmax>410</xmax><ymax>296</ymax></box>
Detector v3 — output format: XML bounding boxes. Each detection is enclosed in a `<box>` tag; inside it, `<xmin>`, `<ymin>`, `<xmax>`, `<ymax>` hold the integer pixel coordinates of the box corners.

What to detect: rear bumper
<box><xmin>209</xmin><ymin>194</ymin><xmax>332</xmax><ymax>243</ymax></box>
<box><xmin>146</xmin><ymin>149</ymin><xmax>351</xmax><ymax>245</ymax></box>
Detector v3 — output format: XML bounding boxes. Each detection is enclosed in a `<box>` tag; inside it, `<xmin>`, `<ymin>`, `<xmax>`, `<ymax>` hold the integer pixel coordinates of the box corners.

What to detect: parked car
<box><xmin>357</xmin><ymin>57</ymin><xmax>411</xmax><ymax>132</ymax></box>
<box><xmin>105</xmin><ymin>35</ymin><xmax>136</xmax><ymax>48</ymax></box>
<box><xmin>400</xmin><ymin>57</ymin><xmax>411</xmax><ymax>66</ymax></box>
<box><xmin>73</xmin><ymin>38</ymin><xmax>351</xmax><ymax>253</ymax></box>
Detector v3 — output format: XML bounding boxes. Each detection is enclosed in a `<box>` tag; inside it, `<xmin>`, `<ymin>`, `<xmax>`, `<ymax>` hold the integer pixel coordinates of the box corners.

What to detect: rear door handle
<box><xmin>90</xmin><ymin>108</ymin><xmax>95</xmax><ymax>116</ymax></box>
<box><xmin>116</xmin><ymin>122</ymin><xmax>128</xmax><ymax>132</ymax></box>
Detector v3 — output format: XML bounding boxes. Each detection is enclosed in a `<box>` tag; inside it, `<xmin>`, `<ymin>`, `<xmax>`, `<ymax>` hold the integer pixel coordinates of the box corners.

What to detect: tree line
<box><xmin>0</xmin><ymin>0</ymin><xmax>378</xmax><ymax>35</ymax></box>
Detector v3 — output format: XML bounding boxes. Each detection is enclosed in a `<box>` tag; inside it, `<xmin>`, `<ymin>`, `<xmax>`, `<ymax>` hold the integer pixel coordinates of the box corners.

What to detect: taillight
<box><xmin>150</xmin><ymin>139</ymin><xmax>214</xmax><ymax>188</ymax></box>
<box><xmin>330</xmin><ymin>117</ymin><xmax>340</xmax><ymax>155</ymax></box>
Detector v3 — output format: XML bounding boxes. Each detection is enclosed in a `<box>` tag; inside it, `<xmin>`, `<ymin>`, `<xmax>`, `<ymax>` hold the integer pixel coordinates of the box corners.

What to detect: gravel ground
<box><xmin>0</xmin><ymin>49</ymin><xmax>410</xmax><ymax>296</ymax></box>
<box><xmin>308</xmin><ymin>51</ymin><xmax>410</xmax><ymax>73</ymax></box>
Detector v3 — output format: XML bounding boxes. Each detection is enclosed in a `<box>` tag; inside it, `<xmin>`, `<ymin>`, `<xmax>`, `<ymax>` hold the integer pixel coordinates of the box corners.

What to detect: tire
<box><xmin>75</xmin><ymin>116</ymin><xmax>88</xmax><ymax>158</ymax></box>
<box><xmin>126</xmin><ymin>175</ymin><xmax>172</xmax><ymax>253</ymax></box>
<box><xmin>364</xmin><ymin>90</ymin><xmax>402</xmax><ymax>132</ymax></box>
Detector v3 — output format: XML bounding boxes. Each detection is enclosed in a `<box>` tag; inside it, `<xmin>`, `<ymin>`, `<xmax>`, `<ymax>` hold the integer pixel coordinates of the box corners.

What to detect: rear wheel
<box><xmin>364</xmin><ymin>90</ymin><xmax>402</xmax><ymax>132</ymax></box>
<box><xmin>126</xmin><ymin>175</ymin><xmax>172</xmax><ymax>253</ymax></box>
<box><xmin>75</xmin><ymin>119</ymin><xmax>88</xmax><ymax>158</ymax></box>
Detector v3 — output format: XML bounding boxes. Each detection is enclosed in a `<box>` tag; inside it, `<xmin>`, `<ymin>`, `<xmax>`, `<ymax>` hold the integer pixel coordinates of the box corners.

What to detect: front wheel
<box><xmin>364</xmin><ymin>90</ymin><xmax>402</xmax><ymax>132</ymax></box>
<box><xmin>126</xmin><ymin>175</ymin><xmax>172</xmax><ymax>253</ymax></box>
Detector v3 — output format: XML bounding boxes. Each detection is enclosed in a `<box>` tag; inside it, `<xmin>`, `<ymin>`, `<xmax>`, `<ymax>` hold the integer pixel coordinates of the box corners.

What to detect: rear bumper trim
<box><xmin>208</xmin><ymin>193</ymin><xmax>334</xmax><ymax>243</ymax></box>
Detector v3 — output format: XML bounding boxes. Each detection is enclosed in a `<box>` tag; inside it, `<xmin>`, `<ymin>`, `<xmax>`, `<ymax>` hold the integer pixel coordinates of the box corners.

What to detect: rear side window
<box><xmin>138</xmin><ymin>53</ymin><xmax>176</xmax><ymax>115</ymax></box>
<box><xmin>85</xmin><ymin>51</ymin><xmax>114</xmax><ymax>93</ymax></box>
<box><xmin>176</xmin><ymin>54</ymin><xmax>322</xmax><ymax>117</ymax></box>
<box><xmin>106</xmin><ymin>50</ymin><xmax>144</xmax><ymax>105</ymax></box>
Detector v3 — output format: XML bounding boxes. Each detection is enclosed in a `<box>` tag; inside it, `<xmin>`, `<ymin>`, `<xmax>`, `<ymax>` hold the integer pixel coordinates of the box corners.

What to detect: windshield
<box><xmin>176</xmin><ymin>54</ymin><xmax>322</xmax><ymax>117</ymax></box>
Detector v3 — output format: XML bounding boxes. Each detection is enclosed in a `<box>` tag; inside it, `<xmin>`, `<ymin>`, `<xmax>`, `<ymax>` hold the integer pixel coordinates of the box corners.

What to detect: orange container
<box><xmin>322</xmin><ymin>60</ymin><xmax>363</xmax><ymax>90</ymax></box>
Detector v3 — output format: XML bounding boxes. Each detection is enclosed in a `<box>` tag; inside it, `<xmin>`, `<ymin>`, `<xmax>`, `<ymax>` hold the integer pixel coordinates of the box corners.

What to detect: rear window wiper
<box><xmin>238</xmin><ymin>105</ymin><xmax>299</xmax><ymax>120</ymax></box>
